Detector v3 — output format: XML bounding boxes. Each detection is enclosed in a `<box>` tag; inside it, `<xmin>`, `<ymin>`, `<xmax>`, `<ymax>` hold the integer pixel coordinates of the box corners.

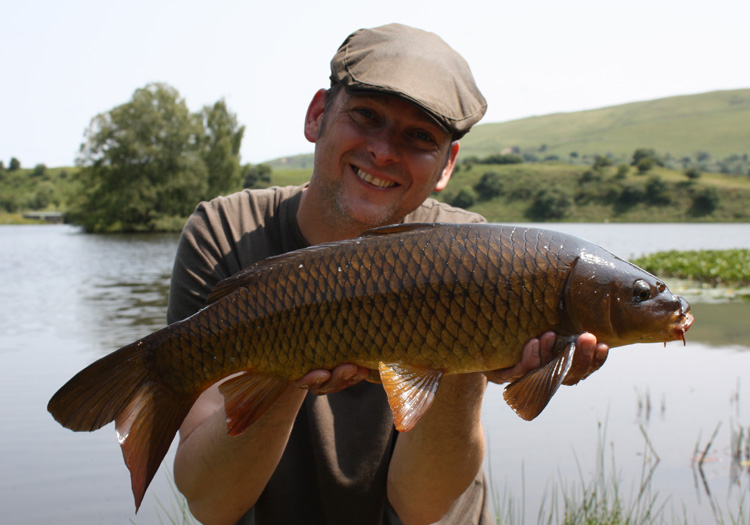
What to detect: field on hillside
<box><xmin>257</xmin><ymin>161</ymin><xmax>750</xmax><ymax>224</ymax></box>
<box><xmin>460</xmin><ymin>89</ymin><xmax>750</xmax><ymax>163</ymax></box>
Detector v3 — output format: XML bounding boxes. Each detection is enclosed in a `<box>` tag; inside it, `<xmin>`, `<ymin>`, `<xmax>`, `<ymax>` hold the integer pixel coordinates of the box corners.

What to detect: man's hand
<box><xmin>485</xmin><ymin>332</ymin><xmax>609</xmax><ymax>386</ymax></box>
<box><xmin>295</xmin><ymin>364</ymin><xmax>371</xmax><ymax>395</ymax></box>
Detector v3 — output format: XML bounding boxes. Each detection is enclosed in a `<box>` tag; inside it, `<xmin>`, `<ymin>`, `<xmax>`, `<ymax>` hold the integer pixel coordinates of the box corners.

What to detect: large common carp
<box><xmin>48</xmin><ymin>223</ymin><xmax>693</xmax><ymax>510</ymax></box>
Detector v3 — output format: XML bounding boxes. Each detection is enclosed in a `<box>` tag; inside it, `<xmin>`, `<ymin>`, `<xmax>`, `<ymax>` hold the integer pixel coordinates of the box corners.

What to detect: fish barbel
<box><xmin>48</xmin><ymin>223</ymin><xmax>693</xmax><ymax>509</ymax></box>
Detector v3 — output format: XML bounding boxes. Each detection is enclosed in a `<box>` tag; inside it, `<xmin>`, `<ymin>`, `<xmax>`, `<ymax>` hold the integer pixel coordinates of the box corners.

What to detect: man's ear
<box><xmin>433</xmin><ymin>141</ymin><xmax>460</xmax><ymax>192</ymax></box>
<box><xmin>304</xmin><ymin>89</ymin><xmax>328</xmax><ymax>143</ymax></box>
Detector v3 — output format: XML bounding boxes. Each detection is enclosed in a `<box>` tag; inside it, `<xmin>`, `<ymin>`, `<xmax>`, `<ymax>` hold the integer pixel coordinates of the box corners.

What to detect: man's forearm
<box><xmin>174</xmin><ymin>385</ymin><xmax>307</xmax><ymax>525</ymax></box>
<box><xmin>387</xmin><ymin>373</ymin><xmax>487</xmax><ymax>525</ymax></box>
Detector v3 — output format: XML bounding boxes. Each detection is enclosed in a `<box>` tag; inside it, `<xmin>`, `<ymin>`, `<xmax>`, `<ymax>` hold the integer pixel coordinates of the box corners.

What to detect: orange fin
<box><xmin>361</xmin><ymin>223</ymin><xmax>439</xmax><ymax>236</ymax></box>
<box><xmin>218</xmin><ymin>372</ymin><xmax>291</xmax><ymax>436</ymax></box>
<box><xmin>48</xmin><ymin>336</ymin><xmax>194</xmax><ymax>512</ymax></box>
<box><xmin>379</xmin><ymin>362</ymin><xmax>443</xmax><ymax>432</ymax></box>
<box><xmin>503</xmin><ymin>340</ymin><xmax>576</xmax><ymax>421</ymax></box>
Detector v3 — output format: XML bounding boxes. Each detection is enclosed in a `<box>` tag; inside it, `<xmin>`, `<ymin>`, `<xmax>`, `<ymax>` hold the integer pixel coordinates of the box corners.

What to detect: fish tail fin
<box><xmin>47</xmin><ymin>338</ymin><xmax>194</xmax><ymax>511</ymax></box>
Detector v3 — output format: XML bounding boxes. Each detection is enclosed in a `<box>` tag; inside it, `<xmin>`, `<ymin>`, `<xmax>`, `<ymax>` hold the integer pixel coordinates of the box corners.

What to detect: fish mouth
<box><xmin>670</xmin><ymin>296</ymin><xmax>694</xmax><ymax>345</ymax></box>
<box><xmin>354</xmin><ymin>166</ymin><xmax>398</xmax><ymax>189</ymax></box>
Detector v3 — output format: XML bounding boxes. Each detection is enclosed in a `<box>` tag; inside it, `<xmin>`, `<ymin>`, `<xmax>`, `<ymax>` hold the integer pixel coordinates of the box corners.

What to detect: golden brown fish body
<box><xmin>48</xmin><ymin>223</ymin><xmax>693</xmax><ymax>510</ymax></box>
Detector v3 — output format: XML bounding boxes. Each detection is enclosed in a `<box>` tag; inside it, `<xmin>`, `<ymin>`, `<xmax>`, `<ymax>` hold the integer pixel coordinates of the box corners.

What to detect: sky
<box><xmin>2</xmin><ymin>0</ymin><xmax>748</xmax><ymax>168</ymax></box>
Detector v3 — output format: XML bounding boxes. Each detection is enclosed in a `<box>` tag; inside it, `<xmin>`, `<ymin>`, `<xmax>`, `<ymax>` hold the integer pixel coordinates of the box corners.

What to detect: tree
<box><xmin>31</xmin><ymin>164</ymin><xmax>47</xmax><ymax>177</ymax></box>
<box><xmin>684</xmin><ymin>167</ymin><xmax>701</xmax><ymax>181</ymax></box>
<box><xmin>70</xmin><ymin>83</ymin><xmax>243</xmax><ymax>232</ymax></box>
<box><xmin>200</xmin><ymin>100</ymin><xmax>245</xmax><ymax>197</ymax></box>
<box><xmin>242</xmin><ymin>163</ymin><xmax>272</xmax><ymax>189</ymax></box>
<box><xmin>9</xmin><ymin>157</ymin><xmax>20</xmax><ymax>171</ymax></box>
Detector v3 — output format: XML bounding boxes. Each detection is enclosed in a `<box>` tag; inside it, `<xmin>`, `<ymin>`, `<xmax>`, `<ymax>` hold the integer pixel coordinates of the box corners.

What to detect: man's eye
<box><xmin>354</xmin><ymin>108</ymin><xmax>374</xmax><ymax>120</ymax></box>
<box><xmin>413</xmin><ymin>130</ymin><xmax>435</xmax><ymax>143</ymax></box>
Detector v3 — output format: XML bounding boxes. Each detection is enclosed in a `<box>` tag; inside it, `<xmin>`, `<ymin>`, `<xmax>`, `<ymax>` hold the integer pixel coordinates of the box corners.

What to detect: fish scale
<box><xmin>48</xmin><ymin>222</ymin><xmax>693</xmax><ymax>511</ymax></box>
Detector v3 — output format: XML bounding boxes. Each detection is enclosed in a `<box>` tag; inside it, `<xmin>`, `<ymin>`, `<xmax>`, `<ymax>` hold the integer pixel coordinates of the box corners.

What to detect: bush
<box><xmin>631</xmin><ymin>148</ymin><xmax>662</xmax><ymax>167</ymax></box>
<box><xmin>645</xmin><ymin>176</ymin><xmax>670</xmax><ymax>204</ymax></box>
<box><xmin>448</xmin><ymin>187</ymin><xmax>477</xmax><ymax>209</ymax></box>
<box><xmin>690</xmin><ymin>187</ymin><xmax>720</xmax><ymax>216</ymax></box>
<box><xmin>615</xmin><ymin>182</ymin><xmax>646</xmax><ymax>211</ymax></box>
<box><xmin>477</xmin><ymin>154</ymin><xmax>523</xmax><ymax>165</ymax></box>
<box><xmin>593</xmin><ymin>155</ymin><xmax>612</xmax><ymax>170</ymax></box>
<box><xmin>684</xmin><ymin>167</ymin><xmax>701</xmax><ymax>180</ymax></box>
<box><xmin>636</xmin><ymin>157</ymin><xmax>654</xmax><ymax>174</ymax></box>
<box><xmin>526</xmin><ymin>186</ymin><xmax>571</xmax><ymax>221</ymax></box>
<box><xmin>473</xmin><ymin>171</ymin><xmax>504</xmax><ymax>200</ymax></box>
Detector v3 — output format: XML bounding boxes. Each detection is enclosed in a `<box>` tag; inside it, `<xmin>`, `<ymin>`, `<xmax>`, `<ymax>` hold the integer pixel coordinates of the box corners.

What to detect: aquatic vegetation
<box><xmin>632</xmin><ymin>249</ymin><xmax>750</xmax><ymax>287</ymax></box>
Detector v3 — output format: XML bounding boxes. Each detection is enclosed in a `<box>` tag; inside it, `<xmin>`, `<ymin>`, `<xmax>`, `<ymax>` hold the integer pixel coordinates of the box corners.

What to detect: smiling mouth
<box><xmin>354</xmin><ymin>166</ymin><xmax>397</xmax><ymax>189</ymax></box>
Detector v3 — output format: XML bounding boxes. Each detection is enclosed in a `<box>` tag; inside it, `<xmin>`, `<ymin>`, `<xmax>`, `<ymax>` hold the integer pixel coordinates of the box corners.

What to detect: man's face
<box><xmin>304</xmin><ymin>88</ymin><xmax>459</xmax><ymax>234</ymax></box>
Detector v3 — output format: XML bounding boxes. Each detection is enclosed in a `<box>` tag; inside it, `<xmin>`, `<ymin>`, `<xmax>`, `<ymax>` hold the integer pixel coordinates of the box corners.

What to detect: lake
<box><xmin>0</xmin><ymin>223</ymin><xmax>748</xmax><ymax>524</ymax></box>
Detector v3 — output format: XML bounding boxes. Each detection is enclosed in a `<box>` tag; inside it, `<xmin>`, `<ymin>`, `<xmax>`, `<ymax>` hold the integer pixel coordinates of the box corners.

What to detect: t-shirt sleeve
<box><xmin>167</xmin><ymin>204</ymin><xmax>231</xmax><ymax>324</ymax></box>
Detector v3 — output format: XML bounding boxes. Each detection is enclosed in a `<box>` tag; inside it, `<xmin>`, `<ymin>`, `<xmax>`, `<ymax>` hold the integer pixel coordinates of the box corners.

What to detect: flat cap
<box><xmin>330</xmin><ymin>23</ymin><xmax>487</xmax><ymax>137</ymax></box>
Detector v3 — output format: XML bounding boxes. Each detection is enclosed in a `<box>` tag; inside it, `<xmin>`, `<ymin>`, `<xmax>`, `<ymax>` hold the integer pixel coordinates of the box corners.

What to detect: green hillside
<box><xmin>267</xmin><ymin>89</ymin><xmax>750</xmax><ymax>171</ymax></box>
<box><xmin>460</xmin><ymin>89</ymin><xmax>750</xmax><ymax>161</ymax></box>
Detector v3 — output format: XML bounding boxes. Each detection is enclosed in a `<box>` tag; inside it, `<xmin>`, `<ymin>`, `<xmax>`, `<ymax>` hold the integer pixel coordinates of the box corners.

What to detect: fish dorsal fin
<box><xmin>503</xmin><ymin>338</ymin><xmax>576</xmax><ymax>421</ymax></box>
<box><xmin>206</xmin><ymin>267</ymin><xmax>258</xmax><ymax>305</ymax></box>
<box><xmin>379</xmin><ymin>362</ymin><xmax>443</xmax><ymax>432</ymax></box>
<box><xmin>362</xmin><ymin>223</ymin><xmax>439</xmax><ymax>237</ymax></box>
<box><xmin>218</xmin><ymin>372</ymin><xmax>291</xmax><ymax>436</ymax></box>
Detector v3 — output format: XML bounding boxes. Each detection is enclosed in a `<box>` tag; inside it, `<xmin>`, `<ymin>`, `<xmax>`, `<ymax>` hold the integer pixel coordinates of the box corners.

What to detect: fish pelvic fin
<box><xmin>379</xmin><ymin>362</ymin><xmax>443</xmax><ymax>432</ymax></box>
<box><xmin>503</xmin><ymin>339</ymin><xmax>576</xmax><ymax>421</ymax></box>
<box><xmin>47</xmin><ymin>338</ymin><xmax>195</xmax><ymax>512</ymax></box>
<box><xmin>218</xmin><ymin>372</ymin><xmax>292</xmax><ymax>436</ymax></box>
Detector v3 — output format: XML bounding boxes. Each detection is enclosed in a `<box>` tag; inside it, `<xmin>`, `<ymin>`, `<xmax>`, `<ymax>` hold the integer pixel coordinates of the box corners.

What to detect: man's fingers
<box><xmin>486</xmin><ymin>333</ymin><xmax>548</xmax><ymax>385</ymax></box>
<box><xmin>562</xmin><ymin>333</ymin><xmax>608</xmax><ymax>386</ymax></box>
<box><xmin>295</xmin><ymin>364</ymin><xmax>369</xmax><ymax>395</ymax></box>
<box><xmin>538</xmin><ymin>331</ymin><xmax>557</xmax><ymax>364</ymax></box>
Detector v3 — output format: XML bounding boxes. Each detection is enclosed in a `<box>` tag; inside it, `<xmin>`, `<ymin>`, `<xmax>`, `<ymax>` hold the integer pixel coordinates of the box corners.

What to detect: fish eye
<box><xmin>633</xmin><ymin>279</ymin><xmax>651</xmax><ymax>302</ymax></box>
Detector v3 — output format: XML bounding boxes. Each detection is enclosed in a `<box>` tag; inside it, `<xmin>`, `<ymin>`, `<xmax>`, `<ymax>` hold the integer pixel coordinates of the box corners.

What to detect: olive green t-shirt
<box><xmin>167</xmin><ymin>185</ymin><xmax>493</xmax><ymax>525</ymax></box>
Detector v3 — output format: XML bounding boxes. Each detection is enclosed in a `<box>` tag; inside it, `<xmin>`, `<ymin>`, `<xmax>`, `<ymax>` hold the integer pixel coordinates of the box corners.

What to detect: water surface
<box><xmin>0</xmin><ymin>223</ymin><xmax>747</xmax><ymax>523</ymax></box>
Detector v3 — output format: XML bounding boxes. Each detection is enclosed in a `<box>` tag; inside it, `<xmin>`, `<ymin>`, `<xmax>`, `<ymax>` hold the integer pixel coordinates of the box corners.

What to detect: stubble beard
<box><xmin>316</xmin><ymin>176</ymin><xmax>404</xmax><ymax>236</ymax></box>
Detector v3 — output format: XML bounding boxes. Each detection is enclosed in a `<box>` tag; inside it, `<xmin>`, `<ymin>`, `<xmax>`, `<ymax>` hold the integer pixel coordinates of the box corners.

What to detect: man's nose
<box><xmin>367</xmin><ymin>126</ymin><xmax>401</xmax><ymax>164</ymax></box>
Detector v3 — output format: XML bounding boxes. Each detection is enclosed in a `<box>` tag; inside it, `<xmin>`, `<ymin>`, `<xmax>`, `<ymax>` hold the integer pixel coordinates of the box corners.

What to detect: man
<box><xmin>168</xmin><ymin>23</ymin><xmax>608</xmax><ymax>525</ymax></box>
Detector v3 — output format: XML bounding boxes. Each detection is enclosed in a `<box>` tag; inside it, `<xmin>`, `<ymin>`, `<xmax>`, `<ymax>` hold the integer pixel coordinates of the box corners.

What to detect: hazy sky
<box><xmin>3</xmin><ymin>0</ymin><xmax>748</xmax><ymax>168</ymax></box>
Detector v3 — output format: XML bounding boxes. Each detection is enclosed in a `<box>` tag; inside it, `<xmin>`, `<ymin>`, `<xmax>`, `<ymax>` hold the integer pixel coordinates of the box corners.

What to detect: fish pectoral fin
<box><xmin>218</xmin><ymin>372</ymin><xmax>292</xmax><ymax>436</ymax></box>
<box><xmin>378</xmin><ymin>362</ymin><xmax>443</xmax><ymax>432</ymax></box>
<box><xmin>503</xmin><ymin>340</ymin><xmax>576</xmax><ymax>421</ymax></box>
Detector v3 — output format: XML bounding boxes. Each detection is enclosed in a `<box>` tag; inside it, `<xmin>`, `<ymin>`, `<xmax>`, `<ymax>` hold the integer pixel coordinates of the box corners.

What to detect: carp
<box><xmin>48</xmin><ymin>223</ymin><xmax>693</xmax><ymax>510</ymax></box>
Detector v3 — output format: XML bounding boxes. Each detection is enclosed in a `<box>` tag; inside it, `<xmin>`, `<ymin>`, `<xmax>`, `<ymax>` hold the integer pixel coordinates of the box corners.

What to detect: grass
<box><xmin>140</xmin><ymin>470</ymin><xmax>197</xmax><ymax>525</ymax></box>
<box><xmin>490</xmin><ymin>417</ymin><xmax>750</xmax><ymax>525</ymax></box>
<box><xmin>459</xmin><ymin>89</ymin><xmax>750</xmax><ymax>161</ymax></box>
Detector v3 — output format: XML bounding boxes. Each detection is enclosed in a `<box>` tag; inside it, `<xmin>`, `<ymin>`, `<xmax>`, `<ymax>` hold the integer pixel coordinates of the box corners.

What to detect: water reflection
<box><xmin>684</xmin><ymin>302</ymin><xmax>750</xmax><ymax>348</ymax></box>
